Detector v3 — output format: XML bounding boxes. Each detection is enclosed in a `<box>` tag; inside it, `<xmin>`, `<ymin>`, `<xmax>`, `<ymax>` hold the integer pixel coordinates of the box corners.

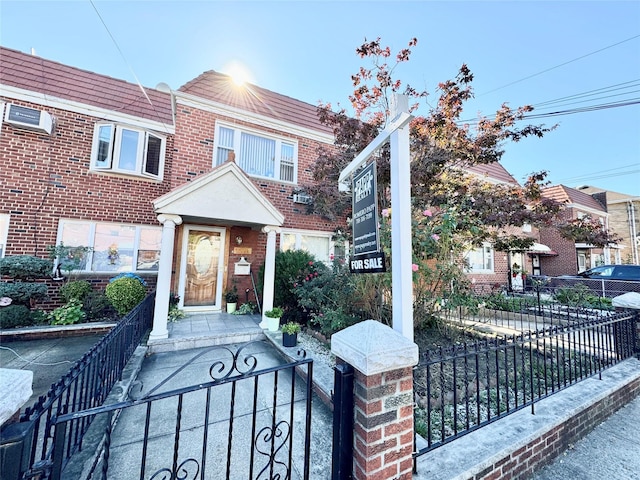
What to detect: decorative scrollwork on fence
<box><xmin>148</xmin><ymin>458</ymin><xmax>200</xmax><ymax>480</ymax></box>
<box><xmin>254</xmin><ymin>420</ymin><xmax>291</xmax><ymax>480</ymax></box>
<box><xmin>208</xmin><ymin>341</ymin><xmax>260</xmax><ymax>380</ymax></box>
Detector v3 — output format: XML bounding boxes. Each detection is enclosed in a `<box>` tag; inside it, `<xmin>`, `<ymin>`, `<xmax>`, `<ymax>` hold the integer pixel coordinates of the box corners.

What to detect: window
<box><xmin>55</xmin><ymin>220</ymin><xmax>161</xmax><ymax>273</ymax></box>
<box><xmin>280</xmin><ymin>230</ymin><xmax>346</xmax><ymax>264</ymax></box>
<box><xmin>91</xmin><ymin>123</ymin><xmax>166</xmax><ymax>180</ymax></box>
<box><xmin>465</xmin><ymin>245</ymin><xmax>494</xmax><ymax>273</ymax></box>
<box><xmin>214</xmin><ymin>124</ymin><xmax>297</xmax><ymax>183</ymax></box>
<box><xmin>0</xmin><ymin>214</ymin><xmax>9</xmax><ymax>258</ymax></box>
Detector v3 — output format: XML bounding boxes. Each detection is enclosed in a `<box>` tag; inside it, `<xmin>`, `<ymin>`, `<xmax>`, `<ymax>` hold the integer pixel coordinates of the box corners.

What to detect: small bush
<box><xmin>49</xmin><ymin>300</ymin><xmax>85</xmax><ymax>325</ymax></box>
<box><xmin>105</xmin><ymin>276</ymin><xmax>147</xmax><ymax>315</ymax></box>
<box><xmin>60</xmin><ymin>280</ymin><xmax>93</xmax><ymax>303</ymax></box>
<box><xmin>83</xmin><ymin>291</ymin><xmax>118</xmax><ymax>322</ymax></box>
<box><xmin>0</xmin><ymin>282</ymin><xmax>48</xmax><ymax>306</ymax></box>
<box><xmin>0</xmin><ymin>255</ymin><xmax>53</xmax><ymax>280</ymax></box>
<box><xmin>0</xmin><ymin>304</ymin><xmax>32</xmax><ymax>328</ymax></box>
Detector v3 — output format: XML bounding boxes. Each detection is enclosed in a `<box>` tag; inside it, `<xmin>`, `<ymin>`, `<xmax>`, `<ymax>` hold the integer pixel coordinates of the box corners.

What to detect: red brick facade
<box><xmin>0</xmin><ymin>46</ymin><xmax>341</xmax><ymax>311</ymax></box>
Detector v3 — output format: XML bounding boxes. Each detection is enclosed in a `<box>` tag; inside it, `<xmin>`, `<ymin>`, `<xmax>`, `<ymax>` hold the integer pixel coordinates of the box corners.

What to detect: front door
<box><xmin>179</xmin><ymin>226</ymin><xmax>225</xmax><ymax>310</ymax></box>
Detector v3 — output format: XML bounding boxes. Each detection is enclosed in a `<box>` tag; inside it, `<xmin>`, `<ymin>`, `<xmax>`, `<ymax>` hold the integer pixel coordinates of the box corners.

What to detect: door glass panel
<box><xmin>184</xmin><ymin>231</ymin><xmax>221</xmax><ymax>307</ymax></box>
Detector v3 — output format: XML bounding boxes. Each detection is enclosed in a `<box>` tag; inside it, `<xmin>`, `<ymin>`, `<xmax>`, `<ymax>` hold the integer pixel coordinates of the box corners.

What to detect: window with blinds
<box><xmin>214</xmin><ymin>124</ymin><xmax>297</xmax><ymax>183</ymax></box>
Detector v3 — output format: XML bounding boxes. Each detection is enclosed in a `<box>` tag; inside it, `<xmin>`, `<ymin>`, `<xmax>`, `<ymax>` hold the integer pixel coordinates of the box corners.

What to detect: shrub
<box><xmin>49</xmin><ymin>300</ymin><xmax>85</xmax><ymax>325</ymax></box>
<box><xmin>105</xmin><ymin>276</ymin><xmax>147</xmax><ymax>315</ymax></box>
<box><xmin>0</xmin><ymin>282</ymin><xmax>48</xmax><ymax>306</ymax></box>
<box><xmin>83</xmin><ymin>291</ymin><xmax>118</xmax><ymax>322</ymax></box>
<box><xmin>259</xmin><ymin>250</ymin><xmax>317</xmax><ymax>318</ymax></box>
<box><xmin>0</xmin><ymin>255</ymin><xmax>53</xmax><ymax>280</ymax></box>
<box><xmin>0</xmin><ymin>304</ymin><xmax>32</xmax><ymax>328</ymax></box>
<box><xmin>60</xmin><ymin>280</ymin><xmax>93</xmax><ymax>303</ymax></box>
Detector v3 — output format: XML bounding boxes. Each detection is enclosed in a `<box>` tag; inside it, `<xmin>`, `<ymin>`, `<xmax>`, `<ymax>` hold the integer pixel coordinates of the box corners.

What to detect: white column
<box><xmin>149</xmin><ymin>214</ymin><xmax>182</xmax><ymax>342</ymax></box>
<box><xmin>260</xmin><ymin>225</ymin><xmax>281</xmax><ymax>329</ymax></box>
<box><xmin>390</xmin><ymin>95</ymin><xmax>414</xmax><ymax>341</ymax></box>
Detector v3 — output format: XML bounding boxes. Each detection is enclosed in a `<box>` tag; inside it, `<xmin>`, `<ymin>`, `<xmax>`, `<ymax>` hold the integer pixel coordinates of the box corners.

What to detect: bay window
<box><xmin>55</xmin><ymin>220</ymin><xmax>161</xmax><ymax>273</ymax></box>
<box><xmin>0</xmin><ymin>214</ymin><xmax>9</xmax><ymax>258</ymax></box>
<box><xmin>91</xmin><ymin>123</ymin><xmax>166</xmax><ymax>180</ymax></box>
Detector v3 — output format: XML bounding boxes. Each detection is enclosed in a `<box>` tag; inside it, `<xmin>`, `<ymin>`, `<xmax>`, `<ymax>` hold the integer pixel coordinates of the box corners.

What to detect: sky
<box><xmin>1</xmin><ymin>0</ymin><xmax>639</xmax><ymax>195</ymax></box>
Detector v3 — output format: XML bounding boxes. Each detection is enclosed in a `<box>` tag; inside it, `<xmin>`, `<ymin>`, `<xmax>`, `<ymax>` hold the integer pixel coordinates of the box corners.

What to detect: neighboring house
<box><xmin>576</xmin><ymin>185</ymin><xmax>640</xmax><ymax>265</ymax></box>
<box><xmin>0</xmin><ymin>46</ymin><xmax>342</xmax><ymax>342</ymax></box>
<box><xmin>462</xmin><ymin>163</ymin><xmax>553</xmax><ymax>291</ymax></box>
<box><xmin>539</xmin><ymin>185</ymin><xmax>615</xmax><ymax>275</ymax></box>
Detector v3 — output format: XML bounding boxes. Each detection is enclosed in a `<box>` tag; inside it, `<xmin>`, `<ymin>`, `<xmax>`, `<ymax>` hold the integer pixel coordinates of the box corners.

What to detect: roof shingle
<box><xmin>179</xmin><ymin>70</ymin><xmax>332</xmax><ymax>135</ymax></box>
<box><xmin>0</xmin><ymin>46</ymin><xmax>173</xmax><ymax>126</ymax></box>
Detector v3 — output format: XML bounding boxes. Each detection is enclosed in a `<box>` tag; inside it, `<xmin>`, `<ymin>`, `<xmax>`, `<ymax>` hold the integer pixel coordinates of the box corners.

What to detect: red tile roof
<box><xmin>542</xmin><ymin>185</ymin><xmax>606</xmax><ymax>212</ymax></box>
<box><xmin>179</xmin><ymin>70</ymin><xmax>333</xmax><ymax>135</ymax></box>
<box><xmin>466</xmin><ymin>162</ymin><xmax>519</xmax><ymax>185</ymax></box>
<box><xmin>0</xmin><ymin>46</ymin><xmax>173</xmax><ymax>126</ymax></box>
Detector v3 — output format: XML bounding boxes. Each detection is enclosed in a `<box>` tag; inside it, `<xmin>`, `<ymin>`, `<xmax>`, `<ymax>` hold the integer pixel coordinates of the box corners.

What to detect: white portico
<box><xmin>148</xmin><ymin>161</ymin><xmax>284</xmax><ymax>341</ymax></box>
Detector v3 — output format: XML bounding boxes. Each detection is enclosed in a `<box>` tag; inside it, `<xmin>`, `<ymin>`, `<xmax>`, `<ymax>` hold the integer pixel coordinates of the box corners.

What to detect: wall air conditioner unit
<box><xmin>4</xmin><ymin>104</ymin><xmax>53</xmax><ymax>135</ymax></box>
<box><xmin>293</xmin><ymin>193</ymin><xmax>312</xmax><ymax>205</ymax></box>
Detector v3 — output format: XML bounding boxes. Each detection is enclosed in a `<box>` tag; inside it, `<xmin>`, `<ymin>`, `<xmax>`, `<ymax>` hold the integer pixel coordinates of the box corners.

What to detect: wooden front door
<box><xmin>181</xmin><ymin>227</ymin><xmax>225</xmax><ymax>309</ymax></box>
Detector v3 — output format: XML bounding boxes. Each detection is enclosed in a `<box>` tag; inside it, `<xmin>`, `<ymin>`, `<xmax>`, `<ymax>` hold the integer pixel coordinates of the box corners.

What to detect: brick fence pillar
<box><xmin>331</xmin><ymin>320</ymin><xmax>419</xmax><ymax>480</ymax></box>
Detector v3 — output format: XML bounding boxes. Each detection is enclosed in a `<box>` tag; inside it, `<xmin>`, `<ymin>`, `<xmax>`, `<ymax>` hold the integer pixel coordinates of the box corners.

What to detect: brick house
<box><xmin>0</xmin><ymin>46</ymin><xmax>343</xmax><ymax>340</ymax></box>
<box><xmin>462</xmin><ymin>163</ymin><xmax>556</xmax><ymax>291</ymax></box>
<box><xmin>575</xmin><ymin>185</ymin><xmax>639</xmax><ymax>265</ymax></box>
<box><xmin>539</xmin><ymin>184</ymin><xmax>615</xmax><ymax>276</ymax></box>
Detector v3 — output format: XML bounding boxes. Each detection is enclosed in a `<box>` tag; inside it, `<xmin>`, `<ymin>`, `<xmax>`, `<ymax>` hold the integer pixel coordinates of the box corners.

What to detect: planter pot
<box><xmin>267</xmin><ymin>316</ymin><xmax>280</xmax><ymax>332</ymax></box>
<box><xmin>282</xmin><ymin>332</ymin><xmax>298</xmax><ymax>347</ymax></box>
<box><xmin>226</xmin><ymin>302</ymin><xmax>237</xmax><ymax>314</ymax></box>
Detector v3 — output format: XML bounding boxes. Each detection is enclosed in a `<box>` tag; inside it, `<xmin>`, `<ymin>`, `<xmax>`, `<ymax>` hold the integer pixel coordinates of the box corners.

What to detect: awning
<box><xmin>527</xmin><ymin>243</ymin><xmax>558</xmax><ymax>256</ymax></box>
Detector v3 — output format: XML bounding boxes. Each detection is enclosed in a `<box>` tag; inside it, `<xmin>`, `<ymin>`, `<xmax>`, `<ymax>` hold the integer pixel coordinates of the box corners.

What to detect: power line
<box><xmin>533</xmin><ymin>79</ymin><xmax>640</xmax><ymax>108</ymax></box>
<box><xmin>479</xmin><ymin>34</ymin><xmax>640</xmax><ymax>96</ymax></box>
<box><xmin>553</xmin><ymin>163</ymin><xmax>640</xmax><ymax>184</ymax></box>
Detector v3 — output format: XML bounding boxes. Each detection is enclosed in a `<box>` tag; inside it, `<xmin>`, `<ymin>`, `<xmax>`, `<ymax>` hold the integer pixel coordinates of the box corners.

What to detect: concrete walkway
<box><xmin>64</xmin><ymin>338</ymin><xmax>334</xmax><ymax>480</ymax></box>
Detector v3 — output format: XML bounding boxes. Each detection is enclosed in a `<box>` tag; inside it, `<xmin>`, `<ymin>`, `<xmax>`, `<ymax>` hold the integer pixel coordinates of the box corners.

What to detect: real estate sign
<box><xmin>351</xmin><ymin>162</ymin><xmax>386</xmax><ymax>273</ymax></box>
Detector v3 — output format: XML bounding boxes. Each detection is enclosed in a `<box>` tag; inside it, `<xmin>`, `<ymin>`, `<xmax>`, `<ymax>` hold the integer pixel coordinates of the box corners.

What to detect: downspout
<box><xmin>629</xmin><ymin>200</ymin><xmax>638</xmax><ymax>264</ymax></box>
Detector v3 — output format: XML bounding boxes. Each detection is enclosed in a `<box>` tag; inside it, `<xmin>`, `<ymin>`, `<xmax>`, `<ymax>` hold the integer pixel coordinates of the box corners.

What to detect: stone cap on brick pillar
<box><xmin>331</xmin><ymin>319</ymin><xmax>419</xmax><ymax>375</ymax></box>
<box><xmin>0</xmin><ymin>368</ymin><xmax>33</xmax><ymax>425</ymax></box>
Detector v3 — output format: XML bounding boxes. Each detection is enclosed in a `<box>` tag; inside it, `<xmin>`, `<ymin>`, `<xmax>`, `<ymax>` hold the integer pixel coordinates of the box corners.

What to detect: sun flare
<box><xmin>224</xmin><ymin>61</ymin><xmax>253</xmax><ymax>87</ymax></box>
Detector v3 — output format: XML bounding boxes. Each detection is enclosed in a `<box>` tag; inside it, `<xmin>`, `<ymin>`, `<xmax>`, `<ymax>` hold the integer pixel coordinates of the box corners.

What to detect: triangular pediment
<box><xmin>153</xmin><ymin>162</ymin><xmax>284</xmax><ymax>226</ymax></box>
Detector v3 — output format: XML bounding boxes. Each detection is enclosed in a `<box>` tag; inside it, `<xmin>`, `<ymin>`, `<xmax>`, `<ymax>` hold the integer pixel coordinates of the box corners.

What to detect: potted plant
<box><xmin>281</xmin><ymin>321</ymin><xmax>301</xmax><ymax>347</ymax></box>
<box><xmin>225</xmin><ymin>286</ymin><xmax>239</xmax><ymax>313</ymax></box>
<box><xmin>264</xmin><ymin>307</ymin><xmax>284</xmax><ymax>332</ymax></box>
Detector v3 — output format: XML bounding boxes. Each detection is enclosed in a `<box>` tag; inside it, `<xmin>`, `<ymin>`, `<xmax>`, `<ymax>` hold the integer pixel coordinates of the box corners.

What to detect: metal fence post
<box><xmin>331</xmin><ymin>362</ymin><xmax>354</xmax><ymax>480</ymax></box>
<box><xmin>0</xmin><ymin>420</ymin><xmax>35</xmax><ymax>480</ymax></box>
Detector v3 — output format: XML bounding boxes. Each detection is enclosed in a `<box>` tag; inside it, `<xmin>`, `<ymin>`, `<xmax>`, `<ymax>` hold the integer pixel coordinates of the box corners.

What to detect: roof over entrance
<box><xmin>152</xmin><ymin>161</ymin><xmax>285</xmax><ymax>227</ymax></box>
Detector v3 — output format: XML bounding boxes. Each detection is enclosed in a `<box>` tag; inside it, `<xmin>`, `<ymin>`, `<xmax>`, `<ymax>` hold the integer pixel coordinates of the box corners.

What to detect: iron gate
<box><xmin>48</xmin><ymin>341</ymin><xmax>313</xmax><ymax>479</ymax></box>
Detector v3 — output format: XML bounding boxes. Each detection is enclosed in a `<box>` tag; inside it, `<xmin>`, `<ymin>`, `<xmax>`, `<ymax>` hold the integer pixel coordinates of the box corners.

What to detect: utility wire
<box><xmin>479</xmin><ymin>34</ymin><xmax>640</xmax><ymax>96</ymax></box>
<box><xmin>88</xmin><ymin>0</ymin><xmax>152</xmax><ymax>107</ymax></box>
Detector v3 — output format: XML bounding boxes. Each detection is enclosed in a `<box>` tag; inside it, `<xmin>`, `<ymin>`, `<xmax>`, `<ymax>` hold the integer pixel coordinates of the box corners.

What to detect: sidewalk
<box><xmin>531</xmin><ymin>392</ymin><xmax>640</xmax><ymax>480</ymax></box>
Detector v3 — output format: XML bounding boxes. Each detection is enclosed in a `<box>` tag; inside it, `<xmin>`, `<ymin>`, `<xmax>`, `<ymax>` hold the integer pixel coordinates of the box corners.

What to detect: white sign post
<box><xmin>338</xmin><ymin>95</ymin><xmax>414</xmax><ymax>341</ymax></box>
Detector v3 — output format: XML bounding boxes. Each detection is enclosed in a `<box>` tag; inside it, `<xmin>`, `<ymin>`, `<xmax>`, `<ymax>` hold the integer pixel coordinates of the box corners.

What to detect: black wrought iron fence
<box><xmin>0</xmin><ymin>292</ymin><xmax>154</xmax><ymax>480</ymax></box>
<box><xmin>413</xmin><ymin>309</ymin><xmax>637</xmax><ymax>458</ymax></box>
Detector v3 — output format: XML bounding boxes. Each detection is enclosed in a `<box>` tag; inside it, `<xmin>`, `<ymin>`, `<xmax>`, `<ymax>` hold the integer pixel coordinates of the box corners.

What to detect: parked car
<box><xmin>550</xmin><ymin>265</ymin><xmax>640</xmax><ymax>298</ymax></box>
<box><xmin>573</xmin><ymin>265</ymin><xmax>640</xmax><ymax>281</ymax></box>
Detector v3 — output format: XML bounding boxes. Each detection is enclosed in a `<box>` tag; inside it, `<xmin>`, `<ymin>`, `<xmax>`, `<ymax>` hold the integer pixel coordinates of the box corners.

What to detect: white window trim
<box><xmin>280</xmin><ymin>229</ymin><xmax>346</xmax><ymax>263</ymax></box>
<box><xmin>213</xmin><ymin>121</ymin><xmax>298</xmax><ymax>184</ymax></box>
<box><xmin>90</xmin><ymin>122</ymin><xmax>166</xmax><ymax>181</ymax></box>
<box><xmin>55</xmin><ymin>219</ymin><xmax>161</xmax><ymax>274</ymax></box>
<box><xmin>465</xmin><ymin>244</ymin><xmax>494</xmax><ymax>274</ymax></box>
<box><xmin>0</xmin><ymin>214</ymin><xmax>9</xmax><ymax>258</ymax></box>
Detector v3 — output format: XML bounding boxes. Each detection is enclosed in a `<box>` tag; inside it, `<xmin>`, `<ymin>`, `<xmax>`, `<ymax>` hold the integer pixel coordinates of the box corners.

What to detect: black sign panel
<box><xmin>349</xmin><ymin>251</ymin><xmax>386</xmax><ymax>274</ymax></box>
<box><xmin>352</xmin><ymin>162</ymin><xmax>379</xmax><ymax>256</ymax></box>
